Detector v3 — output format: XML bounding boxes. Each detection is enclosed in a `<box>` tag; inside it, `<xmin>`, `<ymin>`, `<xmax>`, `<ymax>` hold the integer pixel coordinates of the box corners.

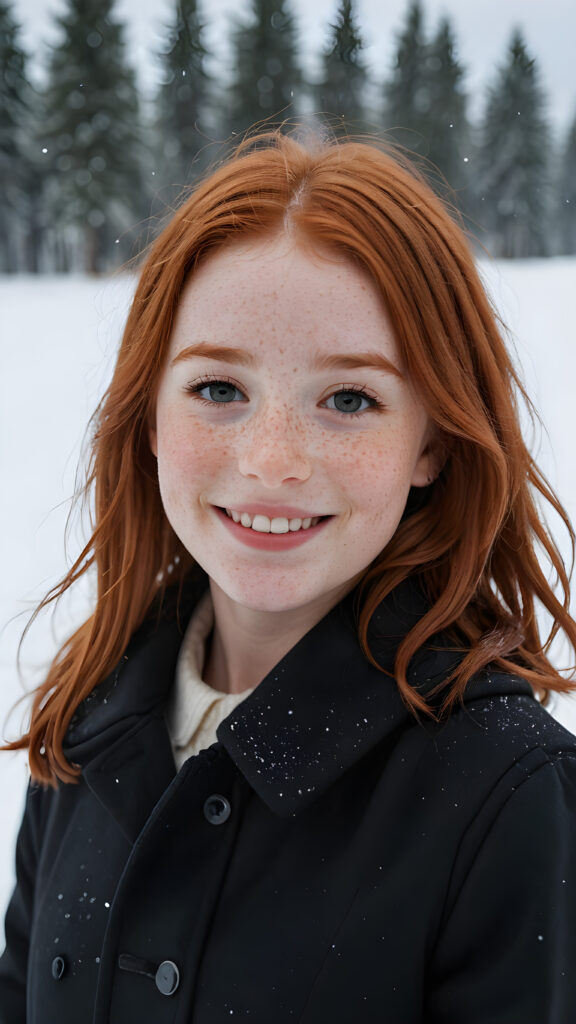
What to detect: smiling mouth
<box><xmin>221</xmin><ymin>508</ymin><xmax>326</xmax><ymax>534</ymax></box>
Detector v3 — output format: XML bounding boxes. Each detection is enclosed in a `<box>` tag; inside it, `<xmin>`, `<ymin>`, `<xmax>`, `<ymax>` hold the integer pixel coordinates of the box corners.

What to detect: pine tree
<box><xmin>155</xmin><ymin>0</ymin><xmax>211</xmax><ymax>195</ymax></box>
<box><xmin>475</xmin><ymin>30</ymin><xmax>551</xmax><ymax>258</ymax></box>
<box><xmin>382</xmin><ymin>0</ymin><xmax>429</xmax><ymax>153</ymax></box>
<box><xmin>315</xmin><ymin>0</ymin><xmax>368</xmax><ymax>129</ymax></box>
<box><xmin>42</xmin><ymin>0</ymin><xmax>146</xmax><ymax>272</ymax></box>
<box><xmin>0</xmin><ymin>2</ymin><xmax>37</xmax><ymax>271</ymax></box>
<box><xmin>424</xmin><ymin>17</ymin><xmax>470</xmax><ymax>194</ymax></box>
<box><xmin>382</xmin><ymin>4</ymin><xmax>471</xmax><ymax>212</ymax></box>
<box><xmin>225</xmin><ymin>0</ymin><xmax>302</xmax><ymax>138</ymax></box>
<box><xmin>555</xmin><ymin>112</ymin><xmax>576</xmax><ymax>255</ymax></box>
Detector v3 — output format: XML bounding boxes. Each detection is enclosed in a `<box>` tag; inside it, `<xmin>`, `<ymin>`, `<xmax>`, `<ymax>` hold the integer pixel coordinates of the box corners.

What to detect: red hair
<box><xmin>6</xmin><ymin>130</ymin><xmax>575</xmax><ymax>784</ymax></box>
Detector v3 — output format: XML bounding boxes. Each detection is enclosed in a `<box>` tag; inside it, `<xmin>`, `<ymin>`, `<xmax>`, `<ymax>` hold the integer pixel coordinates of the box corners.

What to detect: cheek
<box><xmin>321</xmin><ymin>433</ymin><xmax>425</xmax><ymax>545</ymax></box>
<box><xmin>323</xmin><ymin>428</ymin><xmax>414</xmax><ymax>497</ymax></box>
<box><xmin>155</xmin><ymin>411</ymin><xmax>231</xmax><ymax>492</ymax></box>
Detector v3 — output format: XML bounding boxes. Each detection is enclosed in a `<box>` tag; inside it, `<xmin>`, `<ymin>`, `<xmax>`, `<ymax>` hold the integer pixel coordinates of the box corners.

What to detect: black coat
<box><xmin>2</xmin><ymin>577</ymin><xmax>576</xmax><ymax>1023</ymax></box>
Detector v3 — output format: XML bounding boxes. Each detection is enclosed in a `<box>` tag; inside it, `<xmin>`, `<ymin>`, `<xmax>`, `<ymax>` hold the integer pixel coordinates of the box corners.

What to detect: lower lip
<box><xmin>213</xmin><ymin>507</ymin><xmax>332</xmax><ymax>550</ymax></box>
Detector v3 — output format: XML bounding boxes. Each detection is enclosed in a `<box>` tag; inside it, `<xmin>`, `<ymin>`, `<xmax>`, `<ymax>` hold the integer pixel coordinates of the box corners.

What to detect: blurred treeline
<box><xmin>1</xmin><ymin>0</ymin><xmax>575</xmax><ymax>274</ymax></box>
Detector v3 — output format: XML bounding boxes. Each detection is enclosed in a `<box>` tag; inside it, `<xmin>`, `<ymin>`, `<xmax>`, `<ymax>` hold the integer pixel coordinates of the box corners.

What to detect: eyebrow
<box><xmin>171</xmin><ymin>342</ymin><xmax>404</xmax><ymax>379</ymax></box>
<box><xmin>312</xmin><ymin>351</ymin><xmax>404</xmax><ymax>379</ymax></box>
<box><xmin>171</xmin><ymin>343</ymin><xmax>256</xmax><ymax>368</ymax></box>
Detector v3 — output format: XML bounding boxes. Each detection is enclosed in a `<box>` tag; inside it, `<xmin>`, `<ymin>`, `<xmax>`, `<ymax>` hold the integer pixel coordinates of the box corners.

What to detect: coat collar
<box><xmin>63</xmin><ymin>576</ymin><xmax>205</xmax><ymax>841</ymax></box>
<box><xmin>64</xmin><ymin>574</ymin><xmax>534</xmax><ymax>829</ymax></box>
<box><xmin>216</xmin><ymin>580</ymin><xmax>532</xmax><ymax>816</ymax></box>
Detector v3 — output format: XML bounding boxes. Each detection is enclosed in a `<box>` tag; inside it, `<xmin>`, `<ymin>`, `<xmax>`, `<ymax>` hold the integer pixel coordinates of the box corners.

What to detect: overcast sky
<box><xmin>13</xmin><ymin>0</ymin><xmax>576</xmax><ymax>133</ymax></box>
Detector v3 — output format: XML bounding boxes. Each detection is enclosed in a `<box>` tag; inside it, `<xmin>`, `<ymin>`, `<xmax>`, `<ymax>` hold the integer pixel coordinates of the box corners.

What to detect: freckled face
<box><xmin>150</xmin><ymin>236</ymin><xmax>436</xmax><ymax>619</ymax></box>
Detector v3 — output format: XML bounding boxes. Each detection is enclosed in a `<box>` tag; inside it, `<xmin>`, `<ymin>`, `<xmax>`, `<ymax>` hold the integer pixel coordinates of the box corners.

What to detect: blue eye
<box><xmin>186</xmin><ymin>379</ymin><xmax>245</xmax><ymax>403</ymax></box>
<box><xmin>325</xmin><ymin>389</ymin><xmax>376</xmax><ymax>414</ymax></box>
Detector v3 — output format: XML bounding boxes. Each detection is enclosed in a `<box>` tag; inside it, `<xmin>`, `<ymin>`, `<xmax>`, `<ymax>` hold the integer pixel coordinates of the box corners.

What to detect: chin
<box><xmin>208</xmin><ymin>570</ymin><xmax>319</xmax><ymax>613</ymax></box>
<box><xmin>229</xmin><ymin>588</ymin><xmax>317</xmax><ymax>615</ymax></box>
<box><xmin>211</xmin><ymin>568</ymin><xmax>354</xmax><ymax>619</ymax></box>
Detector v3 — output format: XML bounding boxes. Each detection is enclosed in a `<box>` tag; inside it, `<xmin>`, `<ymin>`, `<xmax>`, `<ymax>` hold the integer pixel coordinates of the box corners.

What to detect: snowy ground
<box><xmin>1</xmin><ymin>259</ymin><xmax>576</xmax><ymax>929</ymax></box>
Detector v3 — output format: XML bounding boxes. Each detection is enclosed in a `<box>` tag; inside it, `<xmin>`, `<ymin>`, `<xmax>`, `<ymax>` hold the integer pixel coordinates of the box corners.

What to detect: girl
<box><xmin>2</xmin><ymin>131</ymin><xmax>576</xmax><ymax>1023</ymax></box>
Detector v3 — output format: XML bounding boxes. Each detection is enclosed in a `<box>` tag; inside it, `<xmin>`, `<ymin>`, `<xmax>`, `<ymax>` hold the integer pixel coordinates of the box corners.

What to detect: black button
<box><xmin>51</xmin><ymin>955</ymin><xmax>66</xmax><ymax>980</ymax></box>
<box><xmin>203</xmin><ymin>793</ymin><xmax>231</xmax><ymax>825</ymax></box>
<box><xmin>155</xmin><ymin>960</ymin><xmax>180</xmax><ymax>996</ymax></box>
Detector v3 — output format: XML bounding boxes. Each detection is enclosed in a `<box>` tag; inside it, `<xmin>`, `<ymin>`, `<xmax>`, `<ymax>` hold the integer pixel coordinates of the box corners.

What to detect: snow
<box><xmin>1</xmin><ymin>259</ymin><xmax>576</xmax><ymax>929</ymax></box>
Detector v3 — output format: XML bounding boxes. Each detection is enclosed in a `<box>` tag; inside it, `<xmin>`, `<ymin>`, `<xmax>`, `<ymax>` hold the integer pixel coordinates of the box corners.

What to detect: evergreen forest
<box><xmin>1</xmin><ymin>0</ymin><xmax>574</xmax><ymax>273</ymax></box>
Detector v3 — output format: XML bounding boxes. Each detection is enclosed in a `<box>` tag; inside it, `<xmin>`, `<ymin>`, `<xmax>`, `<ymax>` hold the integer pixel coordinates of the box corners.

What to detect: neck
<box><xmin>202</xmin><ymin>580</ymin><xmax>353</xmax><ymax>694</ymax></box>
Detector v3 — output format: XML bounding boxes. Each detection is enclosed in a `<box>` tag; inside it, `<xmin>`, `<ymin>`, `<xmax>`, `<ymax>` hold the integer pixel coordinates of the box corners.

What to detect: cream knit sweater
<box><xmin>165</xmin><ymin>590</ymin><xmax>254</xmax><ymax>770</ymax></box>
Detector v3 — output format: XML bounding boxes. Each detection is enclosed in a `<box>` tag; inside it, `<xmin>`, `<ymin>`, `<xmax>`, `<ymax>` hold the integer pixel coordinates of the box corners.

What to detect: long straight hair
<box><xmin>6</xmin><ymin>131</ymin><xmax>575</xmax><ymax>784</ymax></box>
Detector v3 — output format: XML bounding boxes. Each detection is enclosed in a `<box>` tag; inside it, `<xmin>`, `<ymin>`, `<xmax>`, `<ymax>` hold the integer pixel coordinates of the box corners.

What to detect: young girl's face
<box><xmin>150</xmin><ymin>235</ymin><xmax>437</xmax><ymax>620</ymax></box>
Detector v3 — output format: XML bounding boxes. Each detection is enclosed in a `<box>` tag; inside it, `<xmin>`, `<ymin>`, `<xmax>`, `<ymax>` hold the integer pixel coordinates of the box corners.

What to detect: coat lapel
<box><xmin>218</xmin><ymin>579</ymin><xmax>430</xmax><ymax>816</ymax></box>
<box><xmin>218</xmin><ymin>579</ymin><xmax>534</xmax><ymax>817</ymax></box>
<box><xmin>63</xmin><ymin>600</ymin><xmax>195</xmax><ymax>842</ymax></box>
<box><xmin>81</xmin><ymin>715</ymin><xmax>177</xmax><ymax>842</ymax></box>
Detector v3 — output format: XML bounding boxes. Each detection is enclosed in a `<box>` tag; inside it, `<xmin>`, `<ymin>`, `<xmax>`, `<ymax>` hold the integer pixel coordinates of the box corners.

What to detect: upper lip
<box><xmin>216</xmin><ymin>503</ymin><xmax>329</xmax><ymax>519</ymax></box>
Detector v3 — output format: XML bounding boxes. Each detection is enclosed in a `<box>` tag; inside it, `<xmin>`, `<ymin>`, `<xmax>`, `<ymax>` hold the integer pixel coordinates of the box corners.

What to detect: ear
<box><xmin>410</xmin><ymin>428</ymin><xmax>448</xmax><ymax>488</ymax></box>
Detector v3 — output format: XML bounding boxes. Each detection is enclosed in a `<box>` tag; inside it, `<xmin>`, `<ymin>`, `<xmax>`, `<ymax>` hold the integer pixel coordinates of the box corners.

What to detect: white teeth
<box><xmin>253</xmin><ymin>514</ymin><xmax>289</xmax><ymax>533</ymax></box>
<box><xmin>270</xmin><ymin>517</ymin><xmax>290</xmax><ymax>534</ymax></box>
<box><xmin>224</xmin><ymin>509</ymin><xmax>321</xmax><ymax>533</ymax></box>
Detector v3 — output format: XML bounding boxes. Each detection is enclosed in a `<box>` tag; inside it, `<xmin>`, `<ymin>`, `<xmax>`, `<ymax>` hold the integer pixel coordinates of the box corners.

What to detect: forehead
<box><xmin>170</xmin><ymin>235</ymin><xmax>398</xmax><ymax>359</ymax></box>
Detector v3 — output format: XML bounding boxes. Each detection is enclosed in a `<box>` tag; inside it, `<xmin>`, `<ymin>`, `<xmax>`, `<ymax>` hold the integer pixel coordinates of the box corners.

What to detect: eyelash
<box><xmin>323</xmin><ymin>384</ymin><xmax>384</xmax><ymax>417</ymax></box>
<box><xmin>184</xmin><ymin>375</ymin><xmax>244</xmax><ymax>403</ymax></box>
<box><xmin>183</xmin><ymin>376</ymin><xmax>385</xmax><ymax>417</ymax></box>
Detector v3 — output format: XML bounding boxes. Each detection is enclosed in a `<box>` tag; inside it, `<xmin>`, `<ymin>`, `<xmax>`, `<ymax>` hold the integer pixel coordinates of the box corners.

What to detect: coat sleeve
<box><xmin>0</xmin><ymin>783</ymin><xmax>52</xmax><ymax>1023</ymax></box>
<box><xmin>427</xmin><ymin>752</ymin><xmax>576</xmax><ymax>1023</ymax></box>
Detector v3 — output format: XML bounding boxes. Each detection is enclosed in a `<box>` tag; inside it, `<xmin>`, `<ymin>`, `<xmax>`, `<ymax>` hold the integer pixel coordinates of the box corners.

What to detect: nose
<box><xmin>237</xmin><ymin>404</ymin><xmax>312</xmax><ymax>488</ymax></box>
